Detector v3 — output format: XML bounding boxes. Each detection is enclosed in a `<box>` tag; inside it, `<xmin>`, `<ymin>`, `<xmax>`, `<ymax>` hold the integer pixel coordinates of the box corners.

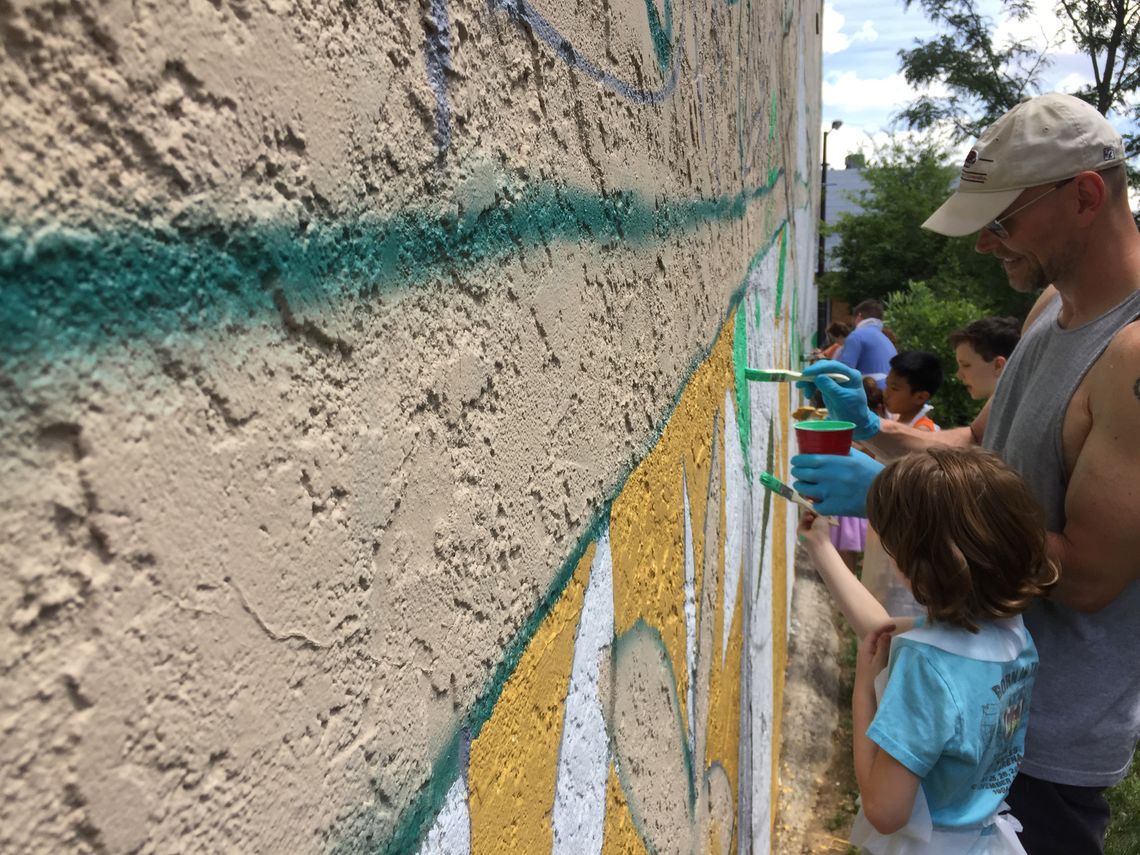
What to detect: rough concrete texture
<box><xmin>774</xmin><ymin>545</ymin><xmax>846</xmax><ymax>854</ymax></box>
<box><xmin>0</xmin><ymin>0</ymin><xmax>822</xmax><ymax>852</ymax></box>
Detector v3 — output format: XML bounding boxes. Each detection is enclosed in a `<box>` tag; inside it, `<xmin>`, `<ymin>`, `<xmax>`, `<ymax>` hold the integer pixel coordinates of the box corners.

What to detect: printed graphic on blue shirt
<box><xmin>974</xmin><ymin>662</ymin><xmax>1036</xmax><ymax>795</ymax></box>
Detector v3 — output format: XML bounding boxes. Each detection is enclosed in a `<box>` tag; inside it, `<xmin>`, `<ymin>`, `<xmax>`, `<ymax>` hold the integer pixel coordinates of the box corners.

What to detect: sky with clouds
<box><xmin>820</xmin><ymin>0</ymin><xmax>1111</xmax><ymax>167</ymax></box>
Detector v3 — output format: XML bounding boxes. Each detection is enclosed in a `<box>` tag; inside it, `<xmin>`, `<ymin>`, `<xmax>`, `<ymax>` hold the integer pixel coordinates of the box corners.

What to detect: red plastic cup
<box><xmin>794</xmin><ymin>420</ymin><xmax>855</xmax><ymax>455</ymax></box>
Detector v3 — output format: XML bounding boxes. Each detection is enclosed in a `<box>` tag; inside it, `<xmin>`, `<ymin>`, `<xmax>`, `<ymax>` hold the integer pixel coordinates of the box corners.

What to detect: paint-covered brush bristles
<box><xmin>758</xmin><ymin>472</ymin><xmax>840</xmax><ymax>525</ymax></box>
<box><xmin>758</xmin><ymin>471</ymin><xmax>815</xmax><ymax>513</ymax></box>
<box><xmin>744</xmin><ymin>368</ymin><xmax>848</xmax><ymax>383</ymax></box>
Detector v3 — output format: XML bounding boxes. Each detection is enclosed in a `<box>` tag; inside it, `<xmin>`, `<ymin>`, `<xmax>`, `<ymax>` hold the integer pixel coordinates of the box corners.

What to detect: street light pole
<box><xmin>816</xmin><ymin>119</ymin><xmax>843</xmax><ymax>351</ymax></box>
<box><xmin>817</xmin><ymin>119</ymin><xmax>843</xmax><ymax>278</ymax></box>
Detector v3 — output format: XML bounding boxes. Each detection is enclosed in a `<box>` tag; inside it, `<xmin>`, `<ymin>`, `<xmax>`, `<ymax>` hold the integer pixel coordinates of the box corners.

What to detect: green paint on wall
<box><xmin>756</xmin><ymin>417</ymin><xmax>775</xmax><ymax>603</ymax></box>
<box><xmin>774</xmin><ymin>224</ymin><xmax>788</xmax><ymax>317</ymax></box>
<box><xmin>0</xmin><ymin>173</ymin><xmax>783</xmax><ymax>379</ymax></box>
<box><xmin>644</xmin><ymin>0</ymin><xmax>673</xmax><ymax>76</ymax></box>
<box><xmin>768</xmin><ymin>91</ymin><xmax>778</xmax><ymax>144</ymax></box>
<box><xmin>732</xmin><ymin>305</ymin><xmax>753</xmax><ymax>477</ymax></box>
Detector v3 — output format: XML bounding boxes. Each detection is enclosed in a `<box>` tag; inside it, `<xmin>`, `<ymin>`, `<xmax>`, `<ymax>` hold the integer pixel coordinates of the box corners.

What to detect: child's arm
<box><xmin>797</xmin><ymin>513</ymin><xmax>915</xmax><ymax>637</ymax></box>
<box><xmin>852</xmin><ymin>624</ymin><xmax>921</xmax><ymax>834</ymax></box>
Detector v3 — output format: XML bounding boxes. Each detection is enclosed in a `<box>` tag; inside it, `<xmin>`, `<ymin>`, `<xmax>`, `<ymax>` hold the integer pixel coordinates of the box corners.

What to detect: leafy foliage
<box><xmin>822</xmin><ymin>141</ymin><xmax>958</xmax><ymax>307</ymax></box>
<box><xmin>897</xmin><ymin>0</ymin><xmax>1140</xmax><ymax>163</ymax></box>
<box><xmin>822</xmin><ymin>140</ymin><xmax>1038</xmax><ymax>318</ymax></box>
<box><xmin>896</xmin><ymin>0</ymin><xmax>1048</xmax><ymax>142</ymax></box>
<box><xmin>883</xmin><ymin>282</ymin><xmax>990</xmax><ymax>428</ymax></box>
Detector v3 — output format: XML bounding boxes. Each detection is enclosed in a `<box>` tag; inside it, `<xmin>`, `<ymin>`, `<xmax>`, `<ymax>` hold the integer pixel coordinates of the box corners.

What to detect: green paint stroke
<box><xmin>0</xmin><ymin>172</ymin><xmax>782</xmax><ymax>378</ymax></box>
<box><xmin>732</xmin><ymin>306</ymin><xmax>752</xmax><ymax>477</ymax></box>
<box><xmin>756</xmin><ymin>417</ymin><xmax>775</xmax><ymax>603</ymax></box>
<box><xmin>774</xmin><ymin>223</ymin><xmax>788</xmax><ymax>317</ymax></box>
<box><xmin>733</xmin><ymin>223</ymin><xmax>787</xmax><ymax>467</ymax></box>
<box><xmin>644</xmin><ymin>0</ymin><xmax>673</xmax><ymax>76</ymax></box>
<box><xmin>768</xmin><ymin>91</ymin><xmax>778</xmax><ymax>144</ymax></box>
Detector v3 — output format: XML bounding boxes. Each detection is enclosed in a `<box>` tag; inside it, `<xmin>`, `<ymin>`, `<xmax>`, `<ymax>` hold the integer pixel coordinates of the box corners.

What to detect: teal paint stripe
<box><xmin>644</xmin><ymin>0</ymin><xmax>673</xmax><ymax>75</ymax></box>
<box><xmin>332</xmin><ymin>217</ymin><xmax>791</xmax><ymax>855</ymax></box>
<box><xmin>0</xmin><ymin>174</ymin><xmax>783</xmax><ymax>377</ymax></box>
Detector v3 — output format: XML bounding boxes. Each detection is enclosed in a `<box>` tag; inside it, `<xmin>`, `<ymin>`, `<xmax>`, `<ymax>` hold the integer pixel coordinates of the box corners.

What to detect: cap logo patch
<box><xmin>1104</xmin><ymin>146</ymin><xmax>1116</xmax><ymax>161</ymax></box>
<box><xmin>964</xmin><ymin>150</ymin><xmax>978</xmax><ymax>167</ymax></box>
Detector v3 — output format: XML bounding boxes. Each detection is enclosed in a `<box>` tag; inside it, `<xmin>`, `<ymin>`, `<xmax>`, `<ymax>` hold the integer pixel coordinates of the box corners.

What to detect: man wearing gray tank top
<box><xmin>790</xmin><ymin>93</ymin><xmax>1140</xmax><ymax>854</ymax></box>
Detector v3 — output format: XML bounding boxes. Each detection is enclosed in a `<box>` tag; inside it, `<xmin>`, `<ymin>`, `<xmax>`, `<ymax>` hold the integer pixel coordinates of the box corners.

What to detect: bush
<box><xmin>884</xmin><ymin>281</ymin><xmax>989</xmax><ymax>429</ymax></box>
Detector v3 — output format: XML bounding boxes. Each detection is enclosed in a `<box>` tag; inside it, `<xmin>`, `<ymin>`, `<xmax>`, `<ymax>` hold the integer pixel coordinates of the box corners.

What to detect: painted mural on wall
<box><xmin>0</xmin><ymin>0</ymin><xmax>820</xmax><ymax>852</ymax></box>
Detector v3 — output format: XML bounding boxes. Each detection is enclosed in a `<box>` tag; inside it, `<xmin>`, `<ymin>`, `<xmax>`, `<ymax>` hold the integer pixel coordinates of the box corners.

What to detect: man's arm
<box><xmin>858</xmin><ymin>410</ymin><xmax>983</xmax><ymax>461</ymax></box>
<box><xmin>1049</xmin><ymin>323</ymin><xmax>1140</xmax><ymax>611</ymax></box>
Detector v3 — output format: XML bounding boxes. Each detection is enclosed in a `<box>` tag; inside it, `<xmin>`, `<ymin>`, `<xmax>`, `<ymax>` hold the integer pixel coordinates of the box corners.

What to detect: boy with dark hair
<box><xmin>948</xmin><ymin>316</ymin><xmax>1021</xmax><ymax>400</ymax></box>
<box><xmin>883</xmin><ymin>351</ymin><xmax>943</xmax><ymax>431</ymax></box>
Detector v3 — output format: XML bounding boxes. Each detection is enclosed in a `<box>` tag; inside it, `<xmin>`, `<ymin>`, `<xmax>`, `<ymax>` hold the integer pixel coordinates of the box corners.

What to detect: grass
<box><xmin>1106</xmin><ymin>761</ymin><xmax>1140</xmax><ymax>854</ymax></box>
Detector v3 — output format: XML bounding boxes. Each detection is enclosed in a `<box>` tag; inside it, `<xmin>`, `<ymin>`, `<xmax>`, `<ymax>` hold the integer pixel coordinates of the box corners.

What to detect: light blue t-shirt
<box><xmin>867</xmin><ymin>617</ymin><xmax>1038</xmax><ymax>829</ymax></box>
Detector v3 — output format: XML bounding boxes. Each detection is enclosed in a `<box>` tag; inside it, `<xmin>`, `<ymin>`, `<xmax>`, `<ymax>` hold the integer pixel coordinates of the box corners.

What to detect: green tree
<box><xmin>897</xmin><ymin>0</ymin><xmax>1140</xmax><ymax>158</ymax></box>
<box><xmin>895</xmin><ymin>0</ymin><xmax>1050</xmax><ymax>141</ymax></box>
<box><xmin>883</xmin><ymin>281</ymin><xmax>988</xmax><ymax>429</ymax></box>
<box><xmin>823</xmin><ymin>140</ymin><xmax>1036</xmax><ymax>318</ymax></box>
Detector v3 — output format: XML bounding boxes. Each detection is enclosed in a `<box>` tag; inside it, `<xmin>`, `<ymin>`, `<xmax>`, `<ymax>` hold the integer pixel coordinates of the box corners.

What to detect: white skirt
<box><xmin>849</xmin><ymin>788</ymin><xmax>1027</xmax><ymax>855</ymax></box>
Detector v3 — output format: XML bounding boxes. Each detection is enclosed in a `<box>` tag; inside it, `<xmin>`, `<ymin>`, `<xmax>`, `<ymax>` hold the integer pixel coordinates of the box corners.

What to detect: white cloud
<box><xmin>992</xmin><ymin>0</ymin><xmax>1072</xmax><ymax>53</ymax></box>
<box><xmin>823</xmin><ymin>69</ymin><xmax>928</xmax><ymax>114</ymax></box>
<box><xmin>1053</xmin><ymin>71</ymin><xmax>1094</xmax><ymax>94</ymax></box>
<box><xmin>823</xmin><ymin>3</ymin><xmax>878</xmax><ymax>56</ymax></box>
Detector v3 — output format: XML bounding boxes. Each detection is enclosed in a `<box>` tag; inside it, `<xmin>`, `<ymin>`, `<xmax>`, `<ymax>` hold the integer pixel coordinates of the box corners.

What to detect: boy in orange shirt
<box><xmin>883</xmin><ymin>351</ymin><xmax>943</xmax><ymax>431</ymax></box>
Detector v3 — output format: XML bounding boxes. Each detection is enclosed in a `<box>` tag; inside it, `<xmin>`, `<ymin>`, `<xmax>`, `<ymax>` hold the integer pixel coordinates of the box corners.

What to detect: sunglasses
<box><xmin>984</xmin><ymin>178</ymin><xmax>1075</xmax><ymax>239</ymax></box>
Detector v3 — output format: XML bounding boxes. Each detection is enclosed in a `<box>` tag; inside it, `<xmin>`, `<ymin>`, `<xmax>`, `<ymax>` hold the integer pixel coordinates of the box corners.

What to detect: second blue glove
<box><xmin>790</xmin><ymin>448</ymin><xmax>884</xmax><ymax>517</ymax></box>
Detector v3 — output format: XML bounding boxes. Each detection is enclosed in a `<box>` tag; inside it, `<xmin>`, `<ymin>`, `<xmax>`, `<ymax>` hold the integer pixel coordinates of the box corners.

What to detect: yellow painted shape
<box><xmin>609</xmin><ymin>312</ymin><xmax>737</xmax><ymax>733</ymax></box>
<box><xmin>601</xmin><ymin>761</ymin><xmax>648</xmax><ymax>855</ymax></box>
<box><xmin>468</xmin><ymin>543</ymin><xmax>596</xmax><ymax>853</ymax></box>
<box><xmin>701</xmin><ymin>415</ymin><xmax>742</xmax><ymax>853</ymax></box>
<box><xmin>704</xmin><ymin>568</ymin><xmax>744</xmax><ymax>853</ymax></box>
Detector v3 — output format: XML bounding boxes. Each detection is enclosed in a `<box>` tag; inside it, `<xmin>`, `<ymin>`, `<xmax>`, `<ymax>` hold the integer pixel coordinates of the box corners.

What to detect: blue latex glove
<box><xmin>795</xmin><ymin>360</ymin><xmax>881</xmax><ymax>440</ymax></box>
<box><xmin>791</xmin><ymin>448</ymin><xmax>884</xmax><ymax>517</ymax></box>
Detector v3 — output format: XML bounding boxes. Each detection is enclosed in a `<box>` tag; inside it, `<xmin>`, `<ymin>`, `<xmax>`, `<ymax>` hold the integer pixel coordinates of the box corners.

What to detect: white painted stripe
<box><xmin>722</xmin><ymin>389</ymin><xmax>745</xmax><ymax>664</ymax></box>
<box><xmin>683</xmin><ymin>467</ymin><xmax>698</xmax><ymax>756</ymax></box>
<box><xmin>418</xmin><ymin>765</ymin><xmax>471</xmax><ymax>855</ymax></box>
<box><xmin>551</xmin><ymin>530</ymin><xmax>615</xmax><ymax>855</ymax></box>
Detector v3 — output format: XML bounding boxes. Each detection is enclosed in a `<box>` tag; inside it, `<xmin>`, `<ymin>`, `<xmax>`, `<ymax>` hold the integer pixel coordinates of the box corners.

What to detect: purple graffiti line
<box><xmin>494</xmin><ymin>0</ymin><xmax>680</xmax><ymax>105</ymax></box>
<box><xmin>424</xmin><ymin>0</ymin><xmax>453</xmax><ymax>157</ymax></box>
<box><xmin>425</xmin><ymin>0</ymin><xmax>679</xmax><ymax>155</ymax></box>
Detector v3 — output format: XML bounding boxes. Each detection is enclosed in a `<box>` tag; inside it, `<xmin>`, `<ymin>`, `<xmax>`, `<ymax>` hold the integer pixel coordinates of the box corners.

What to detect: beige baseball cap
<box><xmin>922</xmin><ymin>93</ymin><xmax>1124</xmax><ymax>237</ymax></box>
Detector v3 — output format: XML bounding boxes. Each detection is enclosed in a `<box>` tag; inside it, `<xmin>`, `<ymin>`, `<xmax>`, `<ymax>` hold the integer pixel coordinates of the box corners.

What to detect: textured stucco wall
<box><xmin>0</xmin><ymin>0</ymin><xmax>822</xmax><ymax>852</ymax></box>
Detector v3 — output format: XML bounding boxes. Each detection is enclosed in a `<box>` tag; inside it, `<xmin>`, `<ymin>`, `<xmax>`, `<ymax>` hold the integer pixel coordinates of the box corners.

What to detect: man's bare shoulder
<box><xmin>1097</xmin><ymin>315</ymin><xmax>1140</xmax><ymax>365</ymax></box>
<box><xmin>1088</xmin><ymin>317</ymin><xmax>1140</xmax><ymax>415</ymax></box>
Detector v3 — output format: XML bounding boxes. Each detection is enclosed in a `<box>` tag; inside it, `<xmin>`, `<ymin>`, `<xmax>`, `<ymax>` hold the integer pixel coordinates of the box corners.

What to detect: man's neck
<box><xmin>1055</xmin><ymin>222</ymin><xmax>1140</xmax><ymax>327</ymax></box>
